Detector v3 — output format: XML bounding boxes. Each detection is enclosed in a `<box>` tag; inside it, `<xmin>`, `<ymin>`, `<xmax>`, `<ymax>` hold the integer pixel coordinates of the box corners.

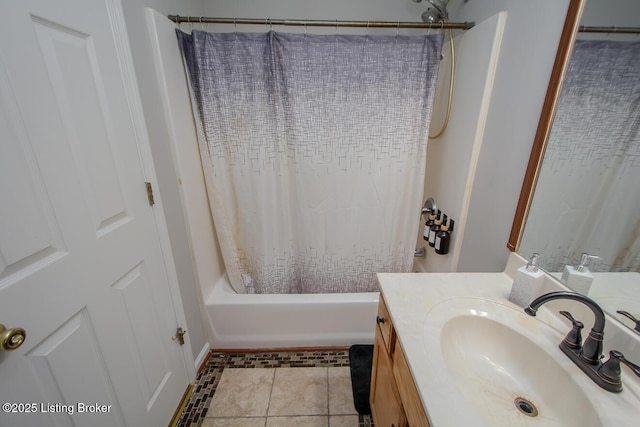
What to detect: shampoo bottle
<box><xmin>428</xmin><ymin>217</ymin><xmax>442</xmax><ymax>248</ymax></box>
<box><xmin>428</xmin><ymin>211</ymin><xmax>441</xmax><ymax>247</ymax></box>
<box><xmin>509</xmin><ymin>253</ymin><xmax>545</xmax><ymax>308</ymax></box>
<box><xmin>560</xmin><ymin>253</ymin><xmax>601</xmax><ymax>295</ymax></box>
<box><xmin>434</xmin><ymin>220</ymin><xmax>450</xmax><ymax>255</ymax></box>
<box><xmin>423</xmin><ymin>214</ymin><xmax>435</xmax><ymax>241</ymax></box>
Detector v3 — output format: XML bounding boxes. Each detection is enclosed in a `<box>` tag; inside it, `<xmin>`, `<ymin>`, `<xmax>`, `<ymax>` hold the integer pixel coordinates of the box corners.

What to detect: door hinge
<box><xmin>172</xmin><ymin>327</ymin><xmax>187</xmax><ymax>346</ymax></box>
<box><xmin>145</xmin><ymin>182</ymin><xmax>155</xmax><ymax>206</ymax></box>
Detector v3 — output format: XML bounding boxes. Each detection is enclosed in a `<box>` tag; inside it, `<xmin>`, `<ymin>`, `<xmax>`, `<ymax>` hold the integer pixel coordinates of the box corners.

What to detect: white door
<box><xmin>0</xmin><ymin>0</ymin><xmax>190</xmax><ymax>426</ymax></box>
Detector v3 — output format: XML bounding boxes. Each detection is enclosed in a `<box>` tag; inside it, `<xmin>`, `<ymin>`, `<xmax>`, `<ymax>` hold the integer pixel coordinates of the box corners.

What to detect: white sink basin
<box><xmin>441</xmin><ymin>309</ymin><xmax>598</xmax><ymax>426</ymax></box>
<box><xmin>420</xmin><ymin>297</ymin><xmax>639</xmax><ymax>426</ymax></box>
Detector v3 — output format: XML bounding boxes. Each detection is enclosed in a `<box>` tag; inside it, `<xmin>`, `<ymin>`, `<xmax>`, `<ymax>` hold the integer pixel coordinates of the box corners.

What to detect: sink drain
<box><xmin>514</xmin><ymin>397</ymin><xmax>538</xmax><ymax>417</ymax></box>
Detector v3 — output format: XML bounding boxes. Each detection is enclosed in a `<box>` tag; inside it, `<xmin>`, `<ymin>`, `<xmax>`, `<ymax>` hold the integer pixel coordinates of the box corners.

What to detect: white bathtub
<box><xmin>205</xmin><ymin>275</ymin><xmax>379</xmax><ymax>349</ymax></box>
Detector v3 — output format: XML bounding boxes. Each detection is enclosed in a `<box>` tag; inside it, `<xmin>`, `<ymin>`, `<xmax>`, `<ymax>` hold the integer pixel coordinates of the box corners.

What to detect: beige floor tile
<box><xmin>266</xmin><ymin>415</ymin><xmax>329</xmax><ymax>427</ymax></box>
<box><xmin>268</xmin><ymin>367</ymin><xmax>328</xmax><ymax>416</ymax></box>
<box><xmin>201</xmin><ymin>417</ymin><xmax>266</xmax><ymax>427</ymax></box>
<box><xmin>328</xmin><ymin>367</ymin><xmax>357</xmax><ymax>415</ymax></box>
<box><xmin>206</xmin><ymin>368</ymin><xmax>275</xmax><ymax>417</ymax></box>
<box><xmin>329</xmin><ymin>415</ymin><xmax>360</xmax><ymax>427</ymax></box>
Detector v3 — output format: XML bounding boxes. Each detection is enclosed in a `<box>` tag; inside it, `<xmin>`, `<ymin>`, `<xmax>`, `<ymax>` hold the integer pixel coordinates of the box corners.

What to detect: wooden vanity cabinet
<box><xmin>370</xmin><ymin>326</ymin><xmax>406</xmax><ymax>427</ymax></box>
<box><xmin>370</xmin><ymin>295</ymin><xmax>431</xmax><ymax>427</ymax></box>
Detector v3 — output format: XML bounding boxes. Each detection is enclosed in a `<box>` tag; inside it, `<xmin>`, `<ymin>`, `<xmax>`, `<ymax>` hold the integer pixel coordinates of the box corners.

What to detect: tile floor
<box><xmin>177</xmin><ymin>350</ymin><xmax>373</xmax><ymax>427</ymax></box>
<box><xmin>203</xmin><ymin>366</ymin><xmax>358</xmax><ymax>426</ymax></box>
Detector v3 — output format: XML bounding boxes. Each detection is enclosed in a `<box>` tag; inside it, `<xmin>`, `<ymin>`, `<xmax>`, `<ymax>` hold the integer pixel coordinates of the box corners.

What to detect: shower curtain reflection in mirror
<box><xmin>177</xmin><ymin>30</ymin><xmax>443</xmax><ymax>293</ymax></box>
<box><xmin>520</xmin><ymin>40</ymin><xmax>640</xmax><ymax>273</ymax></box>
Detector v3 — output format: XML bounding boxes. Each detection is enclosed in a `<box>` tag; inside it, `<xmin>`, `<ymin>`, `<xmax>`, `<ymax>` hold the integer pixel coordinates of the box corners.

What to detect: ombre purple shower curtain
<box><xmin>177</xmin><ymin>29</ymin><xmax>442</xmax><ymax>293</ymax></box>
<box><xmin>520</xmin><ymin>40</ymin><xmax>640</xmax><ymax>272</ymax></box>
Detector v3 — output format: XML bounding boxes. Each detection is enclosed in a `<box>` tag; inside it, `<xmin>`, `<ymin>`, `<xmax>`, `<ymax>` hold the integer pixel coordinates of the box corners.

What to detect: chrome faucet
<box><xmin>524</xmin><ymin>291</ymin><xmax>621</xmax><ymax>391</ymax></box>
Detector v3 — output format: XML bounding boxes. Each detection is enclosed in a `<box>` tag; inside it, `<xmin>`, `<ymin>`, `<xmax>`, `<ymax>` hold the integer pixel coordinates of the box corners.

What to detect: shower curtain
<box><xmin>177</xmin><ymin>30</ymin><xmax>443</xmax><ymax>293</ymax></box>
<box><xmin>520</xmin><ymin>40</ymin><xmax>640</xmax><ymax>272</ymax></box>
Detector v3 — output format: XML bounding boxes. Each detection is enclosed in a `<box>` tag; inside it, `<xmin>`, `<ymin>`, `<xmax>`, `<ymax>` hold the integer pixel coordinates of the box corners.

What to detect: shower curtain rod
<box><xmin>168</xmin><ymin>15</ymin><xmax>475</xmax><ymax>30</ymax></box>
<box><xmin>579</xmin><ymin>25</ymin><xmax>640</xmax><ymax>34</ymax></box>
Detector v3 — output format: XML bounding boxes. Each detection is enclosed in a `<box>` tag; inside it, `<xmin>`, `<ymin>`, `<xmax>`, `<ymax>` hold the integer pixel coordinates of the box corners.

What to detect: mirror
<box><xmin>510</xmin><ymin>0</ymin><xmax>640</xmax><ymax>332</ymax></box>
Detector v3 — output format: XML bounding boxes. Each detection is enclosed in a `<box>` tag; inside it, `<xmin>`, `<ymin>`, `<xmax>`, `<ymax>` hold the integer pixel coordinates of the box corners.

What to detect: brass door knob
<box><xmin>0</xmin><ymin>323</ymin><xmax>26</xmax><ymax>351</ymax></box>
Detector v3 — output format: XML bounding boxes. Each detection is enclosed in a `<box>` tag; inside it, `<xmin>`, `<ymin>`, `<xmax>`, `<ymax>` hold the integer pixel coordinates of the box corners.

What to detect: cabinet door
<box><xmin>377</xmin><ymin>295</ymin><xmax>396</xmax><ymax>354</ymax></box>
<box><xmin>370</xmin><ymin>328</ymin><xmax>406</xmax><ymax>427</ymax></box>
<box><xmin>394</xmin><ymin>342</ymin><xmax>431</xmax><ymax>427</ymax></box>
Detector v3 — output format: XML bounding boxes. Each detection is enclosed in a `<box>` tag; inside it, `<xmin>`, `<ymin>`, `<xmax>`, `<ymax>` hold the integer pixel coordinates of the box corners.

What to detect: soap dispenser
<box><xmin>509</xmin><ymin>253</ymin><xmax>545</xmax><ymax>308</ymax></box>
<box><xmin>560</xmin><ymin>253</ymin><xmax>601</xmax><ymax>295</ymax></box>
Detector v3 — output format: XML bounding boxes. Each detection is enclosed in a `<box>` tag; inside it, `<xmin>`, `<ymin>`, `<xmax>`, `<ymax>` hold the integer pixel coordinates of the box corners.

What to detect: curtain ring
<box><xmin>269</xmin><ymin>18</ymin><xmax>273</xmax><ymax>31</ymax></box>
<box><xmin>366</xmin><ymin>20</ymin><xmax>370</xmax><ymax>35</ymax></box>
<box><xmin>233</xmin><ymin>17</ymin><xmax>237</xmax><ymax>29</ymax></box>
<box><xmin>200</xmin><ymin>17</ymin><xmax>206</xmax><ymax>31</ymax></box>
<box><xmin>336</xmin><ymin>19</ymin><xmax>338</xmax><ymax>34</ymax></box>
<box><xmin>396</xmin><ymin>20</ymin><xmax>400</xmax><ymax>37</ymax></box>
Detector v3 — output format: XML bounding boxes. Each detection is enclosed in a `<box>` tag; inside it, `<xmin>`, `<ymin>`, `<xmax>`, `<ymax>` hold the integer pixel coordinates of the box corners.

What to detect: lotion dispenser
<box><xmin>560</xmin><ymin>253</ymin><xmax>601</xmax><ymax>295</ymax></box>
<box><xmin>509</xmin><ymin>253</ymin><xmax>545</xmax><ymax>308</ymax></box>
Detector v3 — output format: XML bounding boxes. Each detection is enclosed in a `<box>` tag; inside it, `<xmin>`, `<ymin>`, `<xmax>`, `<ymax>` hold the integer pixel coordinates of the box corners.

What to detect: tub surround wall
<box><xmin>416</xmin><ymin>12</ymin><xmax>506</xmax><ymax>273</ymax></box>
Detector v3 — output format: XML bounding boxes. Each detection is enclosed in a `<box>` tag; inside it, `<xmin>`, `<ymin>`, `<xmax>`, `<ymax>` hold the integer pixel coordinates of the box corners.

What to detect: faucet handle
<box><xmin>559</xmin><ymin>310</ymin><xmax>584</xmax><ymax>349</ymax></box>
<box><xmin>616</xmin><ymin>310</ymin><xmax>640</xmax><ymax>333</ymax></box>
<box><xmin>599</xmin><ymin>350</ymin><xmax>640</xmax><ymax>388</ymax></box>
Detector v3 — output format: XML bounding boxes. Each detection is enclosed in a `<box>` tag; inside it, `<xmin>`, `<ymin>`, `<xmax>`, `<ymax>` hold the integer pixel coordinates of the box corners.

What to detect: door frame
<box><xmin>105</xmin><ymin>0</ymin><xmax>196</xmax><ymax>381</ymax></box>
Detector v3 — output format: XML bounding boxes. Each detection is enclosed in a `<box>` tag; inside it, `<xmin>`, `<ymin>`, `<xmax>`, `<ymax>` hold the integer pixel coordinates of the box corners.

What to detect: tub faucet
<box><xmin>524</xmin><ymin>291</ymin><xmax>624</xmax><ymax>392</ymax></box>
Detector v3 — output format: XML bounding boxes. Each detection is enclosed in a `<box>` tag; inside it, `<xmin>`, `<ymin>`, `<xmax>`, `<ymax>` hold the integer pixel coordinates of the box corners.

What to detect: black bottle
<box><xmin>435</xmin><ymin>222</ymin><xmax>451</xmax><ymax>255</ymax></box>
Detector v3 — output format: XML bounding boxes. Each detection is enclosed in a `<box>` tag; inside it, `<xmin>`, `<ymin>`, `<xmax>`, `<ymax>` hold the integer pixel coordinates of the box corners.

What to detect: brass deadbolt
<box><xmin>0</xmin><ymin>323</ymin><xmax>26</xmax><ymax>351</ymax></box>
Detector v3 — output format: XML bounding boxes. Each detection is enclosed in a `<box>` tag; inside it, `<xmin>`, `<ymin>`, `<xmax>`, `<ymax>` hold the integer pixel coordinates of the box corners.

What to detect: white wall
<box><xmin>449</xmin><ymin>0</ymin><xmax>572</xmax><ymax>272</ymax></box>
<box><xmin>119</xmin><ymin>0</ymin><xmax>210</xmax><ymax>366</ymax></box>
<box><xmin>205</xmin><ymin>0</ymin><xmax>428</xmax><ymax>25</ymax></box>
<box><xmin>581</xmin><ymin>0</ymin><xmax>640</xmax><ymax>28</ymax></box>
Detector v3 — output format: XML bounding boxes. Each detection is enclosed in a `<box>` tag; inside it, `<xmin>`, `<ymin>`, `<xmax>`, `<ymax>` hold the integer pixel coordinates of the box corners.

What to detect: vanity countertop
<box><xmin>377</xmin><ymin>271</ymin><xmax>517</xmax><ymax>426</ymax></box>
<box><xmin>376</xmin><ymin>256</ymin><xmax>640</xmax><ymax>426</ymax></box>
